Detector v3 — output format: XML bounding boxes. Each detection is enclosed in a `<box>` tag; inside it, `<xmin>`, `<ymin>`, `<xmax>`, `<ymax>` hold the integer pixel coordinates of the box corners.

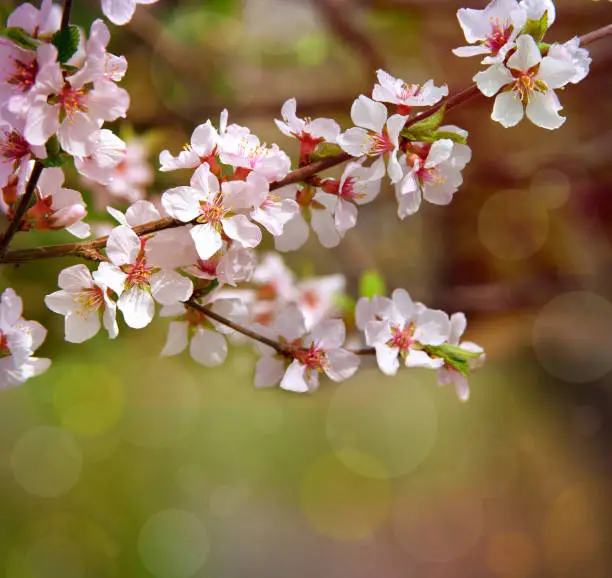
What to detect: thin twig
<box><xmin>61</xmin><ymin>0</ymin><xmax>73</xmax><ymax>30</ymax></box>
<box><xmin>0</xmin><ymin>160</ymin><xmax>43</xmax><ymax>259</ymax></box>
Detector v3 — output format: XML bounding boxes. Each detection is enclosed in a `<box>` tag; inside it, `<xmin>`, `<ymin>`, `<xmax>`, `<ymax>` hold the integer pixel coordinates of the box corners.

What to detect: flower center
<box><xmin>122</xmin><ymin>259</ymin><xmax>154</xmax><ymax>287</ymax></box>
<box><xmin>59</xmin><ymin>85</ymin><xmax>89</xmax><ymax>117</ymax></box>
<box><xmin>301</xmin><ymin>290</ymin><xmax>319</xmax><ymax>309</ymax></box>
<box><xmin>0</xmin><ymin>331</ymin><xmax>9</xmax><ymax>358</ymax></box>
<box><xmin>484</xmin><ymin>18</ymin><xmax>512</xmax><ymax>54</ymax></box>
<box><xmin>184</xmin><ymin>305</ymin><xmax>207</xmax><ymax>326</ymax></box>
<box><xmin>417</xmin><ymin>166</ymin><xmax>445</xmax><ymax>185</ymax></box>
<box><xmin>387</xmin><ymin>322</ymin><xmax>415</xmax><ymax>352</ymax></box>
<box><xmin>256</xmin><ymin>282</ymin><xmax>278</xmax><ymax>301</ymax></box>
<box><xmin>74</xmin><ymin>286</ymin><xmax>105</xmax><ymax>318</ymax></box>
<box><xmin>7</xmin><ymin>58</ymin><xmax>38</xmax><ymax>92</ymax></box>
<box><xmin>368</xmin><ymin>131</ymin><xmax>393</xmax><ymax>156</ymax></box>
<box><xmin>198</xmin><ymin>197</ymin><xmax>226</xmax><ymax>224</ymax></box>
<box><xmin>512</xmin><ymin>72</ymin><xmax>547</xmax><ymax>104</ymax></box>
<box><xmin>293</xmin><ymin>344</ymin><xmax>328</xmax><ymax>373</ymax></box>
<box><xmin>0</xmin><ymin>130</ymin><xmax>30</xmax><ymax>161</ymax></box>
<box><xmin>339</xmin><ymin>177</ymin><xmax>365</xmax><ymax>201</ymax></box>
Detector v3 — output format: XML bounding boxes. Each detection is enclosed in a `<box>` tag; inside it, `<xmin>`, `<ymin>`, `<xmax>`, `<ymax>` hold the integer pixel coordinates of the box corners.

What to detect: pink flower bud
<box><xmin>48</xmin><ymin>204</ymin><xmax>87</xmax><ymax>229</ymax></box>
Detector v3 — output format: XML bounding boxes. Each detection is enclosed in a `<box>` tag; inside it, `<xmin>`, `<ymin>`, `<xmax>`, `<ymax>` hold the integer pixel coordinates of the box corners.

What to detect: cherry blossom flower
<box><xmin>6</xmin><ymin>0</ymin><xmax>61</xmax><ymax>39</ymax></box>
<box><xmin>275</xmin><ymin>98</ymin><xmax>340</xmax><ymax>162</ymax></box>
<box><xmin>437</xmin><ymin>312</ymin><xmax>484</xmax><ymax>402</ymax></box>
<box><xmin>45</xmin><ymin>264</ymin><xmax>118</xmax><ymax>343</ymax></box>
<box><xmin>337</xmin><ymin>95</ymin><xmax>407</xmax><ymax>183</ymax></box>
<box><xmin>74</xmin><ymin>128</ymin><xmax>127</xmax><ymax>185</ymax></box>
<box><xmin>453</xmin><ymin>0</ymin><xmax>527</xmax><ymax>64</ymax></box>
<box><xmin>101</xmin><ymin>0</ymin><xmax>160</xmax><ymax>27</ymax></box>
<box><xmin>0</xmin><ymin>116</ymin><xmax>45</xmax><ymax>191</ymax></box>
<box><xmin>162</xmin><ymin>164</ymin><xmax>263</xmax><ymax>260</ymax></box>
<box><xmin>394</xmin><ymin>127</ymin><xmax>472</xmax><ymax>218</ymax></box>
<box><xmin>322</xmin><ymin>158</ymin><xmax>385</xmax><ymax>237</ymax></box>
<box><xmin>253</xmin><ymin>305</ymin><xmax>359</xmax><ymax>393</ymax></box>
<box><xmin>160</xmin><ymin>297</ymin><xmax>247</xmax><ymax>366</ymax></box>
<box><xmin>548</xmin><ymin>37</ymin><xmax>591</xmax><ymax>84</ymax></box>
<box><xmin>23</xmin><ymin>166</ymin><xmax>90</xmax><ymax>238</ymax></box>
<box><xmin>296</xmin><ymin>273</ymin><xmax>345</xmax><ymax>330</ymax></box>
<box><xmin>475</xmin><ymin>34</ymin><xmax>578</xmax><ymax>129</ymax></box>
<box><xmin>357</xmin><ymin>289</ymin><xmax>450</xmax><ymax>376</ymax></box>
<box><xmin>184</xmin><ymin>247</ymin><xmax>256</xmax><ymax>287</ymax></box>
<box><xmin>93</xmin><ymin>225</ymin><xmax>193</xmax><ymax>329</ymax></box>
<box><xmin>0</xmin><ymin>288</ymin><xmax>50</xmax><ymax>389</ymax></box>
<box><xmin>247</xmin><ymin>179</ymin><xmax>299</xmax><ymax>238</ymax></box>
<box><xmin>372</xmin><ymin>70</ymin><xmax>448</xmax><ymax>114</ymax></box>
<box><xmin>519</xmin><ymin>0</ymin><xmax>555</xmax><ymax>25</ymax></box>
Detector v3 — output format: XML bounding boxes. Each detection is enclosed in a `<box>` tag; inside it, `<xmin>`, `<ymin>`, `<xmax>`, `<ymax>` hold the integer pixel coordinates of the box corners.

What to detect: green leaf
<box><xmin>40</xmin><ymin>154</ymin><xmax>69</xmax><ymax>168</ymax></box>
<box><xmin>404</xmin><ymin>104</ymin><xmax>446</xmax><ymax>135</ymax></box>
<box><xmin>522</xmin><ymin>11</ymin><xmax>548</xmax><ymax>44</ymax></box>
<box><xmin>0</xmin><ymin>27</ymin><xmax>40</xmax><ymax>50</ymax></box>
<box><xmin>403</xmin><ymin>130</ymin><xmax>467</xmax><ymax>145</ymax></box>
<box><xmin>359</xmin><ymin>270</ymin><xmax>386</xmax><ymax>299</ymax></box>
<box><xmin>51</xmin><ymin>25</ymin><xmax>80</xmax><ymax>63</ymax></box>
<box><xmin>310</xmin><ymin>142</ymin><xmax>343</xmax><ymax>161</ymax></box>
<box><xmin>425</xmin><ymin>343</ymin><xmax>484</xmax><ymax>376</ymax></box>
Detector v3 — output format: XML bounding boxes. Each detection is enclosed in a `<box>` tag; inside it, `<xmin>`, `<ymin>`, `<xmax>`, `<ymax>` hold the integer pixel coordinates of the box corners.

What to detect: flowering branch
<box><xmin>60</xmin><ymin>0</ymin><xmax>73</xmax><ymax>30</ymax></box>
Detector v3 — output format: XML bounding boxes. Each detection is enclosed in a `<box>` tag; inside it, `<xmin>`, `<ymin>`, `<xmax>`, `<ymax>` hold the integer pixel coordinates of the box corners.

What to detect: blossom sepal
<box><xmin>521</xmin><ymin>10</ymin><xmax>549</xmax><ymax>43</ymax></box>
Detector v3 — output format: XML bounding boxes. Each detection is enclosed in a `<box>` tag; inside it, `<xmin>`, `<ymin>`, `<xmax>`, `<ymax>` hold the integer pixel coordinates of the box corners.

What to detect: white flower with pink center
<box><xmin>453</xmin><ymin>0</ymin><xmax>527</xmax><ymax>64</ymax></box>
<box><xmin>372</xmin><ymin>70</ymin><xmax>448</xmax><ymax>114</ymax></box>
<box><xmin>253</xmin><ymin>305</ymin><xmax>359</xmax><ymax>393</ymax></box>
<box><xmin>548</xmin><ymin>37</ymin><xmax>591</xmax><ymax>84</ymax></box>
<box><xmin>22</xmin><ymin>165</ymin><xmax>90</xmax><ymax>238</ymax></box>
<box><xmin>475</xmin><ymin>34</ymin><xmax>579</xmax><ymax>129</ymax></box>
<box><xmin>93</xmin><ymin>225</ymin><xmax>193</xmax><ymax>329</ymax></box>
<box><xmin>0</xmin><ymin>116</ymin><xmax>46</xmax><ymax>191</ymax></box>
<box><xmin>275</xmin><ymin>98</ymin><xmax>340</xmax><ymax>161</ymax></box>
<box><xmin>358</xmin><ymin>289</ymin><xmax>451</xmax><ymax>376</ymax></box>
<box><xmin>394</xmin><ymin>127</ymin><xmax>471</xmax><ymax>218</ymax></box>
<box><xmin>23</xmin><ymin>29</ymin><xmax>129</xmax><ymax>156</ymax></box>
<box><xmin>44</xmin><ymin>264</ymin><xmax>118</xmax><ymax>343</ymax></box>
<box><xmin>6</xmin><ymin>0</ymin><xmax>61</xmax><ymax>39</ymax></box>
<box><xmin>160</xmin><ymin>297</ymin><xmax>247</xmax><ymax>366</ymax></box>
<box><xmin>337</xmin><ymin>95</ymin><xmax>407</xmax><ymax>184</ymax></box>
<box><xmin>74</xmin><ymin>128</ymin><xmax>127</xmax><ymax>185</ymax></box>
<box><xmin>101</xmin><ymin>0</ymin><xmax>161</xmax><ymax>26</ymax></box>
<box><xmin>246</xmin><ymin>177</ymin><xmax>299</xmax><ymax>237</ymax></box>
<box><xmin>0</xmin><ymin>288</ymin><xmax>50</xmax><ymax>389</ymax></box>
<box><xmin>184</xmin><ymin>246</ymin><xmax>256</xmax><ymax>287</ymax></box>
<box><xmin>437</xmin><ymin>312</ymin><xmax>485</xmax><ymax>402</ymax></box>
<box><xmin>162</xmin><ymin>164</ymin><xmax>263</xmax><ymax>261</ymax></box>
<box><xmin>296</xmin><ymin>273</ymin><xmax>345</xmax><ymax>330</ymax></box>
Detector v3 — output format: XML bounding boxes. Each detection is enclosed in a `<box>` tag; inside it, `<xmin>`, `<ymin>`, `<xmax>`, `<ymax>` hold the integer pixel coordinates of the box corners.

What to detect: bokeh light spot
<box><xmin>11</xmin><ymin>426</ymin><xmax>82</xmax><ymax>498</ymax></box>
<box><xmin>533</xmin><ymin>291</ymin><xmax>612</xmax><ymax>383</ymax></box>
<box><xmin>138</xmin><ymin>509</ymin><xmax>209</xmax><ymax>578</ymax></box>
<box><xmin>300</xmin><ymin>452</ymin><xmax>390</xmax><ymax>541</ymax></box>
<box><xmin>478</xmin><ymin>189</ymin><xmax>549</xmax><ymax>260</ymax></box>
<box><xmin>530</xmin><ymin>169</ymin><xmax>571</xmax><ymax>209</ymax></box>
<box><xmin>326</xmin><ymin>374</ymin><xmax>437</xmax><ymax>478</ymax></box>
<box><xmin>487</xmin><ymin>532</ymin><xmax>538</xmax><ymax>577</ymax></box>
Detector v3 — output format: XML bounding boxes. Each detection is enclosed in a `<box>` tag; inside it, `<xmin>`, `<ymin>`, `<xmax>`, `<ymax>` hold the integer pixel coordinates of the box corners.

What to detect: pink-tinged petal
<box><xmin>448</xmin><ymin>312</ymin><xmax>467</xmax><ymax>345</ymax></box>
<box><xmin>507</xmin><ymin>34</ymin><xmax>542</xmax><ymax>72</ymax></box>
<box><xmin>414</xmin><ymin>308</ymin><xmax>450</xmax><ymax>346</ymax></box>
<box><xmin>425</xmin><ymin>139</ymin><xmax>453</xmax><ymax>168</ymax></box>
<box><xmin>190</xmin><ymin>223</ymin><xmax>223</xmax><ymax>260</ymax></box>
<box><xmin>386</xmin><ymin>151</ymin><xmax>403</xmax><ymax>185</ymax></box>
<box><xmin>309</xmin><ymin>118</ymin><xmax>340</xmax><ymax>142</ymax></box>
<box><xmin>364</xmin><ymin>319</ymin><xmax>391</xmax><ymax>347</ymax></box>
<box><xmin>251</xmin><ymin>199</ymin><xmax>299</xmax><ymax>237</ymax></box>
<box><xmin>87</xmin><ymin>81</ymin><xmax>129</xmax><ymax>122</ymax></box>
<box><xmin>159</xmin><ymin>149</ymin><xmax>200</xmax><ymax>172</ymax></box>
<box><xmin>274</xmin><ymin>213</ymin><xmax>309</xmax><ymax>252</ymax></box>
<box><xmin>101</xmin><ymin>0</ymin><xmax>137</xmax><ymax>26</ymax></box>
<box><xmin>375</xmin><ymin>344</ymin><xmax>400</xmax><ymax>376</ymax></box>
<box><xmin>538</xmin><ymin>56</ymin><xmax>577</xmax><ymax>90</ymax></box>
<box><xmin>190</xmin><ymin>163</ymin><xmax>219</xmax><ymax>195</ymax></box>
<box><xmin>456</xmin><ymin>7</ymin><xmax>490</xmax><ymax>43</ymax></box>
<box><xmin>280</xmin><ymin>360</ymin><xmax>310</xmax><ymax>393</ymax></box>
<box><xmin>209</xmin><ymin>298</ymin><xmax>248</xmax><ymax>335</ymax></box>
<box><xmin>118</xmin><ymin>286</ymin><xmax>154</xmax><ymax>329</ymax></box>
<box><xmin>337</xmin><ymin>127</ymin><xmax>372</xmax><ymax>157</ymax></box>
<box><xmin>150</xmin><ymin>270</ymin><xmax>193</xmax><ymax>305</ymax></box>
<box><xmin>491</xmin><ymin>91</ymin><xmax>524</xmax><ymax>127</ymax></box>
<box><xmin>57</xmin><ymin>112</ymin><xmax>98</xmax><ymax>157</ymax></box>
<box><xmin>351</xmin><ymin>95</ymin><xmax>387</xmax><ymax>133</ymax></box>
<box><xmin>452</xmin><ymin>45</ymin><xmax>490</xmax><ymax>58</ymax></box>
<box><xmin>190</xmin><ymin>122</ymin><xmax>218</xmax><ymax>157</ymax></box>
<box><xmin>474</xmin><ymin>65</ymin><xmax>513</xmax><ymax>97</ymax></box>
<box><xmin>34</xmin><ymin>46</ymin><xmax>63</xmax><ymax>91</ymax></box>
<box><xmin>404</xmin><ymin>349</ymin><xmax>444</xmax><ymax>369</ymax></box>
<box><xmin>160</xmin><ymin>321</ymin><xmax>189</xmax><ymax>356</ymax></box>
<box><xmin>526</xmin><ymin>90</ymin><xmax>565</xmax><ymax>130</ymax></box>
<box><xmin>355</xmin><ymin>297</ymin><xmax>376</xmax><ymax>330</ymax></box>
<box><xmin>24</xmin><ymin>97</ymin><xmax>59</xmax><ymax>147</ymax></box>
<box><xmin>44</xmin><ymin>290</ymin><xmax>74</xmax><ymax>316</ymax></box>
<box><xmin>392</xmin><ymin>288</ymin><xmax>416</xmax><ymax>321</ymax></box>
<box><xmin>125</xmin><ymin>200</ymin><xmax>161</xmax><ymax>226</ymax></box>
<box><xmin>222</xmin><ymin>214</ymin><xmax>262</xmax><ymax>248</ymax></box>
<box><xmin>161</xmin><ymin>187</ymin><xmax>201</xmax><ymax>222</ymax></box>
<box><xmin>106</xmin><ymin>225</ymin><xmax>140</xmax><ymax>265</ymax></box>
<box><xmin>146</xmin><ymin>227</ymin><xmax>198</xmax><ymax>269</ymax></box>
<box><xmin>275</xmin><ymin>304</ymin><xmax>307</xmax><ymax>342</ymax></box>
<box><xmin>334</xmin><ymin>199</ymin><xmax>357</xmax><ymax>236</ymax></box>
<box><xmin>386</xmin><ymin>114</ymin><xmax>407</xmax><ymax>147</ymax></box>
<box><xmin>65</xmin><ymin>311</ymin><xmax>101</xmax><ymax>343</ymax></box>
<box><xmin>58</xmin><ymin>264</ymin><xmax>93</xmax><ymax>291</ymax></box>
<box><xmin>311</xmin><ymin>208</ymin><xmax>340</xmax><ymax>248</ymax></box>
<box><xmin>325</xmin><ymin>349</ymin><xmax>360</xmax><ymax>382</ymax></box>
<box><xmin>190</xmin><ymin>328</ymin><xmax>227</xmax><ymax>366</ymax></box>
<box><xmin>92</xmin><ymin>262</ymin><xmax>127</xmax><ymax>295</ymax></box>
<box><xmin>521</xmin><ymin>0</ymin><xmax>555</xmax><ymax>25</ymax></box>
<box><xmin>254</xmin><ymin>356</ymin><xmax>285</xmax><ymax>388</ymax></box>
<box><xmin>102</xmin><ymin>299</ymin><xmax>119</xmax><ymax>339</ymax></box>
<box><xmin>397</xmin><ymin>187</ymin><xmax>421</xmax><ymax>219</ymax></box>
<box><xmin>310</xmin><ymin>319</ymin><xmax>345</xmax><ymax>350</ymax></box>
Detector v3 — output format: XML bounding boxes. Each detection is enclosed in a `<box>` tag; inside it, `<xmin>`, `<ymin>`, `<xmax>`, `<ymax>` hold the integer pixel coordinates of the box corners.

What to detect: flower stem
<box><xmin>61</xmin><ymin>0</ymin><xmax>73</xmax><ymax>31</ymax></box>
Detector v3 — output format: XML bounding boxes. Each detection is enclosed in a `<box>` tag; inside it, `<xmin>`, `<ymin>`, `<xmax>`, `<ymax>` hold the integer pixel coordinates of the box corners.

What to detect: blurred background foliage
<box><xmin>1</xmin><ymin>0</ymin><xmax>612</xmax><ymax>576</ymax></box>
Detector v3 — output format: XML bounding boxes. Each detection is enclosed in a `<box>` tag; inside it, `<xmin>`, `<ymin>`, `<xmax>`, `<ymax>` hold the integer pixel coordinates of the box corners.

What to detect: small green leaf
<box><xmin>522</xmin><ymin>11</ymin><xmax>548</xmax><ymax>44</ymax></box>
<box><xmin>310</xmin><ymin>142</ymin><xmax>343</xmax><ymax>161</ymax></box>
<box><xmin>359</xmin><ymin>270</ymin><xmax>386</xmax><ymax>299</ymax></box>
<box><xmin>51</xmin><ymin>25</ymin><xmax>80</xmax><ymax>63</ymax></box>
<box><xmin>404</xmin><ymin>104</ymin><xmax>446</xmax><ymax>135</ymax></box>
<box><xmin>40</xmin><ymin>154</ymin><xmax>69</xmax><ymax>168</ymax></box>
<box><xmin>425</xmin><ymin>343</ymin><xmax>484</xmax><ymax>376</ymax></box>
<box><xmin>403</xmin><ymin>130</ymin><xmax>467</xmax><ymax>145</ymax></box>
<box><xmin>0</xmin><ymin>27</ymin><xmax>40</xmax><ymax>50</ymax></box>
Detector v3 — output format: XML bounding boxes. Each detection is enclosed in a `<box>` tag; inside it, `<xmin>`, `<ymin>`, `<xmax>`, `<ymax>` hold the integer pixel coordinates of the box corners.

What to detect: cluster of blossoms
<box><xmin>0</xmin><ymin>0</ymin><xmax>598</xmax><ymax>400</ymax></box>
<box><xmin>456</xmin><ymin>0</ymin><xmax>591</xmax><ymax>128</ymax></box>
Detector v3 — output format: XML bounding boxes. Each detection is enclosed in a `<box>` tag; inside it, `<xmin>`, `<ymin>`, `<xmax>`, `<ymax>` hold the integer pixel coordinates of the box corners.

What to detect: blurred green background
<box><xmin>2</xmin><ymin>0</ymin><xmax>612</xmax><ymax>576</ymax></box>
